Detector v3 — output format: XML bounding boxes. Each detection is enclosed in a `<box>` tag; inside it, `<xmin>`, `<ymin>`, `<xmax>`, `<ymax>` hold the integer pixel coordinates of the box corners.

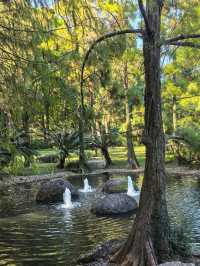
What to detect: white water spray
<box><xmin>79</xmin><ymin>178</ymin><xmax>94</xmax><ymax>192</ymax></box>
<box><xmin>63</xmin><ymin>188</ymin><xmax>73</xmax><ymax>208</ymax></box>
<box><xmin>127</xmin><ymin>176</ymin><xmax>140</xmax><ymax>198</ymax></box>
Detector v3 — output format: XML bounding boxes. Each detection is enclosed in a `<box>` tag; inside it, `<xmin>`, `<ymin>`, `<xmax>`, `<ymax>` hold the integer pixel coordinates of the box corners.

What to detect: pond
<box><xmin>0</xmin><ymin>175</ymin><xmax>200</xmax><ymax>265</ymax></box>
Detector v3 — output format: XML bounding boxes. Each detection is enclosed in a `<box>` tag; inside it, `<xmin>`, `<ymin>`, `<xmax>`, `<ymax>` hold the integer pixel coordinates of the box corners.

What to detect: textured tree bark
<box><xmin>111</xmin><ymin>1</ymin><xmax>170</xmax><ymax>265</ymax></box>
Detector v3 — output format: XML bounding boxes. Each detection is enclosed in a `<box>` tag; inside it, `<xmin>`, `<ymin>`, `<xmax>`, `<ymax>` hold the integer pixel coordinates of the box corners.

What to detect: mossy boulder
<box><xmin>36</xmin><ymin>178</ymin><xmax>79</xmax><ymax>203</ymax></box>
<box><xmin>91</xmin><ymin>193</ymin><xmax>138</xmax><ymax>215</ymax></box>
<box><xmin>102</xmin><ymin>178</ymin><xmax>127</xmax><ymax>194</ymax></box>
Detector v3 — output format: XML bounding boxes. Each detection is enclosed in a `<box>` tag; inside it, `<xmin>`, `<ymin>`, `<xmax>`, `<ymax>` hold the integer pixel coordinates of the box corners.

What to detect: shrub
<box><xmin>168</xmin><ymin>126</ymin><xmax>200</xmax><ymax>165</ymax></box>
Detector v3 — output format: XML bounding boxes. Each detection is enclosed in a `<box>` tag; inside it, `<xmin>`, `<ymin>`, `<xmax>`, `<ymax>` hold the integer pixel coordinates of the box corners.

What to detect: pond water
<box><xmin>0</xmin><ymin>175</ymin><xmax>200</xmax><ymax>265</ymax></box>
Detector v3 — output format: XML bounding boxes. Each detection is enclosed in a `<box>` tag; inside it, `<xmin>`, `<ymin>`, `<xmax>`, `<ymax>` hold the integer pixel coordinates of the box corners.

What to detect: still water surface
<box><xmin>0</xmin><ymin>175</ymin><xmax>200</xmax><ymax>265</ymax></box>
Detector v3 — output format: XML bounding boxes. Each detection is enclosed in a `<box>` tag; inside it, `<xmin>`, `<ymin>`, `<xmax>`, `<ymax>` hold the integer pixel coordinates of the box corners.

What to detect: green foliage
<box><xmin>176</xmin><ymin>127</ymin><xmax>200</xmax><ymax>153</ymax></box>
<box><xmin>0</xmin><ymin>148</ymin><xmax>11</xmax><ymax>170</ymax></box>
<box><xmin>50</xmin><ymin>131</ymin><xmax>79</xmax><ymax>153</ymax></box>
<box><xmin>169</xmin><ymin>126</ymin><xmax>200</xmax><ymax>164</ymax></box>
<box><xmin>90</xmin><ymin>128</ymin><xmax>120</xmax><ymax>149</ymax></box>
<box><xmin>49</xmin><ymin>130</ymin><xmax>79</xmax><ymax>168</ymax></box>
<box><xmin>6</xmin><ymin>155</ymin><xmax>25</xmax><ymax>176</ymax></box>
<box><xmin>0</xmin><ymin>0</ymin><xmax>199</xmax><ymax>174</ymax></box>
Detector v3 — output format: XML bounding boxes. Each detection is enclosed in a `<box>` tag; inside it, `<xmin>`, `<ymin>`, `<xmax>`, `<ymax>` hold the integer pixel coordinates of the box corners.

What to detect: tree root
<box><xmin>110</xmin><ymin>236</ymin><xmax>158</xmax><ymax>266</ymax></box>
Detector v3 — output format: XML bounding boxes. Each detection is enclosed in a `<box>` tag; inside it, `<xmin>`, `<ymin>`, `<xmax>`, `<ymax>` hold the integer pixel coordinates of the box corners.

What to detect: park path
<box><xmin>5</xmin><ymin>166</ymin><xmax>200</xmax><ymax>186</ymax></box>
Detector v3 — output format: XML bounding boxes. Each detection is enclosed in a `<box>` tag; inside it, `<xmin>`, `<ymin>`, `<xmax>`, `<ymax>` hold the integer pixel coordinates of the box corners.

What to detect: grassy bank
<box><xmin>8</xmin><ymin>145</ymin><xmax>175</xmax><ymax>176</ymax></box>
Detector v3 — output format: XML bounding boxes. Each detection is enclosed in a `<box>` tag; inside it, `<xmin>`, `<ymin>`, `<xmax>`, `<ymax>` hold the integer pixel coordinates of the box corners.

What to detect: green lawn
<box><xmin>11</xmin><ymin>145</ymin><xmax>175</xmax><ymax>176</ymax></box>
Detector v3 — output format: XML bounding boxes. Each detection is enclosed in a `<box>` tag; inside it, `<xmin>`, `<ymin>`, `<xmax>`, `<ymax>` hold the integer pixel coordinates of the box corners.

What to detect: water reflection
<box><xmin>0</xmin><ymin>175</ymin><xmax>200</xmax><ymax>265</ymax></box>
<box><xmin>167</xmin><ymin>176</ymin><xmax>200</xmax><ymax>253</ymax></box>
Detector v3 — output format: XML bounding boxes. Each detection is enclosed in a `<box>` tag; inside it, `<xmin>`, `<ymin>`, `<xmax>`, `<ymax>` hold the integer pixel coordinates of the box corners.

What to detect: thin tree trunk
<box><xmin>79</xmin><ymin>107</ymin><xmax>89</xmax><ymax>171</ymax></box>
<box><xmin>111</xmin><ymin>2</ymin><xmax>170</xmax><ymax>265</ymax></box>
<box><xmin>57</xmin><ymin>152</ymin><xmax>66</xmax><ymax>169</ymax></box>
<box><xmin>101</xmin><ymin>146</ymin><xmax>112</xmax><ymax>168</ymax></box>
<box><xmin>92</xmin><ymin>123</ymin><xmax>98</xmax><ymax>157</ymax></box>
<box><xmin>0</xmin><ymin>109</ymin><xmax>10</xmax><ymax>138</ymax></box>
<box><xmin>126</xmin><ymin>108</ymin><xmax>139</xmax><ymax>169</ymax></box>
<box><xmin>124</xmin><ymin>62</ymin><xmax>139</xmax><ymax>169</ymax></box>
<box><xmin>44</xmin><ymin>101</ymin><xmax>50</xmax><ymax>144</ymax></box>
<box><xmin>22</xmin><ymin>111</ymin><xmax>31</xmax><ymax>168</ymax></box>
<box><xmin>172</xmin><ymin>96</ymin><xmax>177</xmax><ymax>136</ymax></box>
<box><xmin>89</xmin><ymin>82</ymin><xmax>98</xmax><ymax>157</ymax></box>
<box><xmin>41</xmin><ymin>115</ymin><xmax>48</xmax><ymax>144</ymax></box>
<box><xmin>100</xmin><ymin>123</ymin><xmax>113</xmax><ymax>168</ymax></box>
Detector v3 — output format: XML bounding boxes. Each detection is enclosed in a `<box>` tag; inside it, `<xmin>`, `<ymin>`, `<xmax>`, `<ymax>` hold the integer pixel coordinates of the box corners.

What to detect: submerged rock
<box><xmin>102</xmin><ymin>179</ymin><xmax>126</xmax><ymax>194</ymax></box>
<box><xmin>78</xmin><ymin>239</ymin><xmax>123</xmax><ymax>265</ymax></box>
<box><xmin>36</xmin><ymin>178</ymin><xmax>78</xmax><ymax>203</ymax></box>
<box><xmin>91</xmin><ymin>193</ymin><xmax>138</xmax><ymax>215</ymax></box>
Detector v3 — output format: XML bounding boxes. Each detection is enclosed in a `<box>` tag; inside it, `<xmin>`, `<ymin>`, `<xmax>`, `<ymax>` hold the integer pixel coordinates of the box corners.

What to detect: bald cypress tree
<box><xmin>81</xmin><ymin>1</ymin><xmax>200</xmax><ymax>264</ymax></box>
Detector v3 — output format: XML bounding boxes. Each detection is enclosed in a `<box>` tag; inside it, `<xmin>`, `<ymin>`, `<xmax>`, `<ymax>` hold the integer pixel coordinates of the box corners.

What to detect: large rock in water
<box><xmin>102</xmin><ymin>178</ymin><xmax>127</xmax><ymax>194</ymax></box>
<box><xmin>36</xmin><ymin>178</ymin><xmax>78</xmax><ymax>203</ymax></box>
<box><xmin>91</xmin><ymin>193</ymin><xmax>137</xmax><ymax>215</ymax></box>
<box><xmin>78</xmin><ymin>239</ymin><xmax>123</xmax><ymax>266</ymax></box>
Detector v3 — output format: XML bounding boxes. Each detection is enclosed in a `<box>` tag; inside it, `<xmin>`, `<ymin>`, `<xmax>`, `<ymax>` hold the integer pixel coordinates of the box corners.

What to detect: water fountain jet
<box><xmin>79</xmin><ymin>178</ymin><xmax>94</xmax><ymax>193</ymax></box>
<box><xmin>127</xmin><ymin>176</ymin><xmax>140</xmax><ymax>200</ymax></box>
<box><xmin>63</xmin><ymin>188</ymin><xmax>73</xmax><ymax>208</ymax></box>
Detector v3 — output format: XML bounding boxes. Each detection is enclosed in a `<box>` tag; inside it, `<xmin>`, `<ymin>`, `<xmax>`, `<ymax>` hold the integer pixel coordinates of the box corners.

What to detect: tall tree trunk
<box><xmin>41</xmin><ymin>115</ymin><xmax>48</xmax><ymax>145</ymax></box>
<box><xmin>22</xmin><ymin>111</ymin><xmax>31</xmax><ymax>168</ymax></box>
<box><xmin>79</xmin><ymin>107</ymin><xmax>89</xmax><ymax>171</ymax></box>
<box><xmin>126</xmin><ymin>103</ymin><xmax>139</xmax><ymax>169</ymax></box>
<box><xmin>101</xmin><ymin>146</ymin><xmax>112</xmax><ymax>168</ymax></box>
<box><xmin>100</xmin><ymin>123</ymin><xmax>113</xmax><ymax>168</ymax></box>
<box><xmin>44</xmin><ymin>101</ymin><xmax>50</xmax><ymax>144</ymax></box>
<box><xmin>124</xmin><ymin>61</ymin><xmax>139</xmax><ymax>169</ymax></box>
<box><xmin>92</xmin><ymin>123</ymin><xmax>98</xmax><ymax>157</ymax></box>
<box><xmin>172</xmin><ymin>96</ymin><xmax>177</xmax><ymax>136</ymax></box>
<box><xmin>111</xmin><ymin>2</ymin><xmax>170</xmax><ymax>265</ymax></box>
<box><xmin>57</xmin><ymin>152</ymin><xmax>66</xmax><ymax>169</ymax></box>
<box><xmin>89</xmin><ymin>81</ymin><xmax>98</xmax><ymax>157</ymax></box>
<box><xmin>0</xmin><ymin>109</ymin><xmax>10</xmax><ymax>138</ymax></box>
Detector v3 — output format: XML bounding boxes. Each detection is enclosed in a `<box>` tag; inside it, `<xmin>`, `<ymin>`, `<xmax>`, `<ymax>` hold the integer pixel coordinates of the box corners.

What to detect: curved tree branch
<box><xmin>162</xmin><ymin>33</ymin><xmax>200</xmax><ymax>45</ymax></box>
<box><xmin>80</xmin><ymin>28</ymin><xmax>143</xmax><ymax>108</ymax></box>
<box><xmin>138</xmin><ymin>0</ymin><xmax>151</xmax><ymax>35</ymax></box>
<box><xmin>79</xmin><ymin>28</ymin><xmax>143</xmax><ymax>170</ymax></box>
<box><xmin>168</xmin><ymin>41</ymin><xmax>200</xmax><ymax>49</ymax></box>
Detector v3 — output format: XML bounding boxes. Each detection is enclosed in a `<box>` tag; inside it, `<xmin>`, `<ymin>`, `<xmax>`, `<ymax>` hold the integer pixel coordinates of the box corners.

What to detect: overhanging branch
<box><xmin>169</xmin><ymin>41</ymin><xmax>200</xmax><ymax>49</ymax></box>
<box><xmin>162</xmin><ymin>33</ymin><xmax>200</xmax><ymax>45</ymax></box>
<box><xmin>80</xmin><ymin>28</ymin><xmax>143</xmax><ymax>108</ymax></box>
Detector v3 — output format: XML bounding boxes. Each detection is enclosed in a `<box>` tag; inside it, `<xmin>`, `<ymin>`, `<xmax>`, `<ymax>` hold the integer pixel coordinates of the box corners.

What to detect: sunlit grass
<box><xmin>37</xmin><ymin>148</ymin><xmax>59</xmax><ymax>156</ymax></box>
<box><xmin>108</xmin><ymin>145</ymin><xmax>145</xmax><ymax>167</ymax></box>
<box><xmin>15</xmin><ymin>145</ymin><xmax>175</xmax><ymax>176</ymax></box>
